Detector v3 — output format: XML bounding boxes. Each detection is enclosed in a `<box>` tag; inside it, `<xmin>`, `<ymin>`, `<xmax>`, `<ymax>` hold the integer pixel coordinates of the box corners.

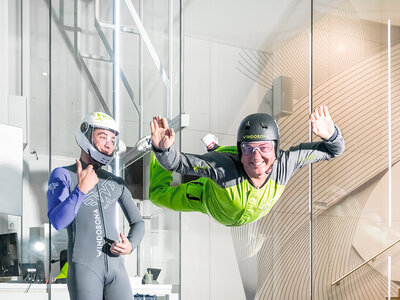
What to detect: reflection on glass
<box><xmin>4</xmin><ymin>0</ymin><xmax>399</xmax><ymax>299</ymax></box>
<box><xmin>313</xmin><ymin>1</ymin><xmax>400</xmax><ymax>299</ymax></box>
<box><xmin>48</xmin><ymin>0</ymin><xmax>181</xmax><ymax>298</ymax></box>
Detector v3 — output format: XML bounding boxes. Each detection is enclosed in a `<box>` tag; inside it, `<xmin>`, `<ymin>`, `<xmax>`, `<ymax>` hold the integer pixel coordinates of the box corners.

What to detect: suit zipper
<box><xmin>97</xmin><ymin>185</ymin><xmax>108</xmax><ymax>273</ymax></box>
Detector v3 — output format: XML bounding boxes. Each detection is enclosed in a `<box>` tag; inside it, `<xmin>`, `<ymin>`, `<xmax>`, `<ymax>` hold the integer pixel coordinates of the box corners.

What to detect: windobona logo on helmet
<box><xmin>242</xmin><ymin>134</ymin><xmax>268</xmax><ymax>140</ymax></box>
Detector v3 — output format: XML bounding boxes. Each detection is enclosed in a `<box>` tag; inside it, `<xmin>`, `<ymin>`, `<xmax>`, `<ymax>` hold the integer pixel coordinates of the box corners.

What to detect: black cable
<box><xmin>24</xmin><ymin>272</ymin><xmax>36</xmax><ymax>293</ymax></box>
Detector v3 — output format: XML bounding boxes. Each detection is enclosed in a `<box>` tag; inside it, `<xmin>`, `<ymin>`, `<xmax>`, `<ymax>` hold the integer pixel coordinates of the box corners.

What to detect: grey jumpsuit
<box><xmin>47</xmin><ymin>160</ymin><xmax>145</xmax><ymax>300</ymax></box>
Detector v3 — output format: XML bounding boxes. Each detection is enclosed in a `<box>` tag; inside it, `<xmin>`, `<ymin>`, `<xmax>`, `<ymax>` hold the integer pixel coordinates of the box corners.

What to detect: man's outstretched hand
<box><xmin>150</xmin><ymin>116</ymin><xmax>175</xmax><ymax>150</ymax></box>
<box><xmin>309</xmin><ymin>105</ymin><xmax>335</xmax><ymax>140</ymax></box>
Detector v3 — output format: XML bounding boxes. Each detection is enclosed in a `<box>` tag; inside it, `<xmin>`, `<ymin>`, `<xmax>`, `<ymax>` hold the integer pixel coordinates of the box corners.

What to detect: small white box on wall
<box><xmin>8</xmin><ymin>95</ymin><xmax>28</xmax><ymax>148</ymax></box>
<box><xmin>181</xmin><ymin>113</ymin><xmax>190</xmax><ymax>128</ymax></box>
<box><xmin>0</xmin><ymin>123</ymin><xmax>23</xmax><ymax>216</ymax></box>
<box><xmin>272</xmin><ymin>76</ymin><xmax>293</xmax><ymax>119</ymax></box>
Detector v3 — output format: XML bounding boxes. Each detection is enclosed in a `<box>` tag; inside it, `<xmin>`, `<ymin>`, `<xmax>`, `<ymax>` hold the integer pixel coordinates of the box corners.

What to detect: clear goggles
<box><xmin>241</xmin><ymin>141</ymin><xmax>275</xmax><ymax>156</ymax></box>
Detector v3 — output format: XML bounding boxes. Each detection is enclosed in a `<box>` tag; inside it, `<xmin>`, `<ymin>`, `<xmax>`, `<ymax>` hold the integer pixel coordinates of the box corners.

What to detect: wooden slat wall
<box><xmin>231</xmin><ymin>8</ymin><xmax>400</xmax><ymax>299</ymax></box>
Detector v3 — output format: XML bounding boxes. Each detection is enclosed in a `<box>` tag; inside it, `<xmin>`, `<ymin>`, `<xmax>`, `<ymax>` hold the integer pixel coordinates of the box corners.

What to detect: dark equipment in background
<box><xmin>124</xmin><ymin>155</ymin><xmax>144</xmax><ymax>199</ymax></box>
<box><xmin>21</xmin><ymin>261</ymin><xmax>45</xmax><ymax>283</ymax></box>
<box><xmin>51</xmin><ymin>249</ymin><xmax>68</xmax><ymax>283</ymax></box>
<box><xmin>0</xmin><ymin>232</ymin><xmax>19</xmax><ymax>277</ymax></box>
<box><xmin>134</xmin><ymin>294</ymin><xmax>157</xmax><ymax>300</ymax></box>
<box><xmin>59</xmin><ymin>249</ymin><xmax>67</xmax><ymax>270</ymax></box>
<box><xmin>50</xmin><ymin>249</ymin><xmax>67</xmax><ymax>270</ymax></box>
<box><xmin>142</xmin><ymin>268</ymin><xmax>161</xmax><ymax>284</ymax></box>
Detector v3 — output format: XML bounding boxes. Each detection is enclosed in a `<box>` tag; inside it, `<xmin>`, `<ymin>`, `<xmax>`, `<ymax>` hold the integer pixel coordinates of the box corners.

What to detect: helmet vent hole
<box><xmin>260</xmin><ymin>122</ymin><xmax>268</xmax><ymax>129</ymax></box>
<box><xmin>245</xmin><ymin>121</ymin><xmax>251</xmax><ymax>129</ymax></box>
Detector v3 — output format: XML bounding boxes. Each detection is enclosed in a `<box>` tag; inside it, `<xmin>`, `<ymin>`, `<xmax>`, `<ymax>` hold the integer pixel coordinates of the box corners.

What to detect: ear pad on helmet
<box><xmin>80</xmin><ymin>122</ymin><xmax>89</xmax><ymax>134</ymax></box>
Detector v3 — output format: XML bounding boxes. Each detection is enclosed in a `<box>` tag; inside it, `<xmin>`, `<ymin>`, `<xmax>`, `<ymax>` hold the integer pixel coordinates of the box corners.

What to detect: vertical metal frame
<box><xmin>48</xmin><ymin>0</ymin><xmax>53</xmax><ymax>298</ymax></box>
<box><xmin>387</xmin><ymin>18</ymin><xmax>392</xmax><ymax>300</ymax></box>
<box><xmin>112</xmin><ymin>0</ymin><xmax>121</xmax><ymax>177</ymax></box>
<box><xmin>168</xmin><ymin>0</ymin><xmax>173</xmax><ymax>119</ymax></box>
<box><xmin>309</xmin><ymin>1</ymin><xmax>313</xmax><ymax>299</ymax></box>
<box><xmin>137</xmin><ymin>0</ymin><xmax>144</xmax><ymax>277</ymax></box>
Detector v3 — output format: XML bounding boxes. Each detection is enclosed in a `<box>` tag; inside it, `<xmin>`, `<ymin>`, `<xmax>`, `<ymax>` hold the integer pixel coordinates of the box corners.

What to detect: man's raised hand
<box><xmin>150</xmin><ymin>116</ymin><xmax>175</xmax><ymax>150</ymax></box>
<box><xmin>309</xmin><ymin>105</ymin><xmax>335</xmax><ymax>140</ymax></box>
<box><xmin>76</xmin><ymin>159</ymin><xmax>98</xmax><ymax>194</ymax></box>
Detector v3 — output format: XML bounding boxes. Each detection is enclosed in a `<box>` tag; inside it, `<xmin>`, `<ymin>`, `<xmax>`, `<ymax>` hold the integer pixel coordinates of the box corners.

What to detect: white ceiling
<box><xmin>184</xmin><ymin>0</ymin><xmax>400</xmax><ymax>51</ymax></box>
<box><xmin>349</xmin><ymin>0</ymin><xmax>400</xmax><ymax>25</ymax></box>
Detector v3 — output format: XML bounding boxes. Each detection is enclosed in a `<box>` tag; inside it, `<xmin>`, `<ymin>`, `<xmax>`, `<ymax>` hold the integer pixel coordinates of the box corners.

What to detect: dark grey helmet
<box><xmin>237</xmin><ymin>113</ymin><xmax>280</xmax><ymax>158</ymax></box>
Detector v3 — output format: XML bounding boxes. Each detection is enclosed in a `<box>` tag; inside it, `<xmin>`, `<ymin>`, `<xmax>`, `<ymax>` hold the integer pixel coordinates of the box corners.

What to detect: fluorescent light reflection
<box><xmin>168</xmin><ymin>0</ymin><xmax>173</xmax><ymax>120</ymax></box>
<box><xmin>388</xmin><ymin>19</ymin><xmax>392</xmax><ymax>300</ymax></box>
<box><xmin>114</xmin><ymin>0</ymin><xmax>121</xmax><ymax>178</ymax></box>
<box><xmin>388</xmin><ymin>19</ymin><xmax>391</xmax><ymax>228</ymax></box>
<box><xmin>308</xmin><ymin>29</ymin><xmax>313</xmax><ymax>299</ymax></box>
<box><xmin>308</xmin><ymin>31</ymin><xmax>312</xmax><ymax>214</ymax></box>
<box><xmin>114</xmin><ymin>0</ymin><xmax>120</xmax><ymax>126</ymax></box>
<box><xmin>388</xmin><ymin>256</ymin><xmax>392</xmax><ymax>300</ymax></box>
<box><xmin>114</xmin><ymin>0</ymin><xmax>121</xmax><ymax>229</ymax></box>
<box><xmin>34</xmin><ymin>241</ymin><xmax>45</xmax><ymax>252</ymax></box>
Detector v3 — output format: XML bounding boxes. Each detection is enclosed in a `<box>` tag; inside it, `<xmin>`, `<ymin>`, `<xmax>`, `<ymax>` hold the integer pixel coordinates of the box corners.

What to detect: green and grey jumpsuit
<box><xmin>150</xmin><ymin>127</ymin><xmax>345</xmax><ymax>226</ymax></box>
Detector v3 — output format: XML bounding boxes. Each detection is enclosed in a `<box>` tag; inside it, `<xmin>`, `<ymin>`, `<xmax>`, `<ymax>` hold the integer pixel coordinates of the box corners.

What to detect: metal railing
<box><xmin>48</xmin><ymin>2</ymin><xmax>112</xmax><ymax>115</ymax></box>
<box><xmin>331</xmin><ymin>237</ymin><xmax>400</xmax><ymax>286</ymax></box>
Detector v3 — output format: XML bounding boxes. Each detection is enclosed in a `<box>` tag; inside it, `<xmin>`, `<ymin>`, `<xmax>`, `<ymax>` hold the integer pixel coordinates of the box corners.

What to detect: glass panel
<box><xmin>312</xmin><ymin>0</ymin><xmax>400</xmax><ymax>299</ymax></box>
<box><xmin>264</xmin><ymin>2</ymin><xmax>312</xmax><ymax>298</ymax></box>
<box><xmin>25</xmin><ymin>0</ymin><xmax>49</xmax><ymax>294</ymax></box>
<box><xmin>184</xmin><ymin>0</ymin><xmax>311</xmax><ymax>299</ymax></box>
<box><xmin>0</xmin><ymin>0</ymin><xmax>50</xmax><ymax>298</ymax></box>
<box><xmin>0</xmin><ymin>1</ymin><xmax>52</xmax><ymax>299</ymax></box>
<box><xmin>48</xmin><ymin>0</ymin><xmax>181</xmax><ymax>299</ymax></box>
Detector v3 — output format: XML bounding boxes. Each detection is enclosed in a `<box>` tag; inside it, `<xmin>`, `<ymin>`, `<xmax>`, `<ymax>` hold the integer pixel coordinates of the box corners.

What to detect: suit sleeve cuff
<box><xmin>323</xmin><ymin>126</ymin><xmax>338</xmax><ymax>142</ymax></box>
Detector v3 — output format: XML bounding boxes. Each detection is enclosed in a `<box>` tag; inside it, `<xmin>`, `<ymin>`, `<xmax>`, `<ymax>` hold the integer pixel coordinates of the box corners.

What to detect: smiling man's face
<box><xmin>92</xmin><ymin>128</ymin><xmax>116</xmax><ymax>156</ymax></box>
<box><xmin>240</xmin><ymin>141</ymin><xmax>276</xmax><ymax>183</ymax></box>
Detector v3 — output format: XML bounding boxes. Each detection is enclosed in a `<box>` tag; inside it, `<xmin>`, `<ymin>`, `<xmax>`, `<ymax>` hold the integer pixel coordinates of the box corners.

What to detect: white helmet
<box><xmin>75</xmin><ymin>112</ymin><xmax>119</xmax><ymax>165</ymax></box>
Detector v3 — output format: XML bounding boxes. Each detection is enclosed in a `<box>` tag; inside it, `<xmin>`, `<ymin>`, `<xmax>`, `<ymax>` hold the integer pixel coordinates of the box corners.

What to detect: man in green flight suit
<box><xmin>148</xmin><ymin>105</ymin><xmax>345</xmax><ymax>226</ymax></box>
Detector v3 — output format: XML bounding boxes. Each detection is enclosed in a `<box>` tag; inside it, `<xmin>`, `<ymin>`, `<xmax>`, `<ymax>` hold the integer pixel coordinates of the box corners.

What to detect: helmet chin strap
<box><xmin>87</xmin><ymin>150</ymin><xmax>103</xmax><ymax>166</ymax></box>
<box><xmin>80</xmin><ymin>150</ymin><xmax>102</xmax><ymax>168</ymax></box>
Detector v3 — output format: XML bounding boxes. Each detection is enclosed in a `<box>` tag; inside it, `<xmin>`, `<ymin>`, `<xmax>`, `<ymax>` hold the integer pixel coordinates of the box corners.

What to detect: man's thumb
<box><xmin>120</xmin><ymin>233</ymin><xmax>127</xmax><ymax>242</ymax></box>
<box><xmin>76</xmin><ymin>159</ymin><xmax>82</xmax><ymax>176</ymax></box>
